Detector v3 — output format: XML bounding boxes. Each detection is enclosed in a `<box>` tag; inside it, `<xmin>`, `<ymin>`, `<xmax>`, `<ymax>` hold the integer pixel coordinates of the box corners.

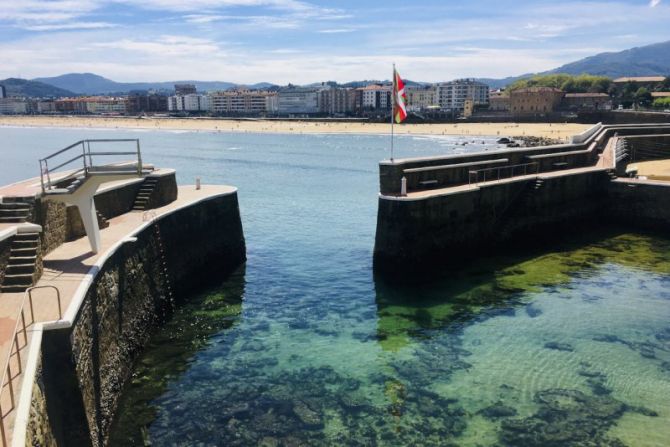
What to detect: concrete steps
<box><xmin>0</xmin><ymin>202</ymin><xmax>32</xmax><ymax>223</ymax></box>
<box><xmin>132</xmin><ymin>178</ymin><xmax>158</xmax><ymax>211</ymax></box>
<box><xmin>1</xmin><ymin>232</ymin><xmax>41</xmax><ymax>293</ymax></box>
<box><xmin>533</xmin><ymin>179</ymin><xmax>545</xmax><ymax>190</ymax></box>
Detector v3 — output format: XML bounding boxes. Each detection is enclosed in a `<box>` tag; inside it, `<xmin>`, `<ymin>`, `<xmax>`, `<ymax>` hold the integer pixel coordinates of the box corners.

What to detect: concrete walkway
<box><xmin>0</xmin><ymin>184</ymin><xmax>235</xmax><ymax>444</ymax></box>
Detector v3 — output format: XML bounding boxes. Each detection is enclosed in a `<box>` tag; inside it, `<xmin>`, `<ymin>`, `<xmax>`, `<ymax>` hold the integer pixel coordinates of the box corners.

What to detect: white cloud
<box><xmin>650</xmin><ymin>0</ymin><xmax>662</xmax><ymax>7</ymax></box>
<box><xmin>23</xmin><ymin>21</ymin><xmax>117</xmax><ymax>31</ymax></box>
<box><xmin>92</xmin><ymin>35</ymin><xmax>221</xmax><ymax>56</ymax></box>
<box><xmin>318</xmin><ymin>28</ymin><xmax>355</xmax><ymax>34</ymax></box>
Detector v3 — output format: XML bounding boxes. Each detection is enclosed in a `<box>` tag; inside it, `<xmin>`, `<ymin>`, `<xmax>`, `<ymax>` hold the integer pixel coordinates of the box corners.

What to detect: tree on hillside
<box><xmin>506</xmin><ymin>74</ymin><xmax>612</xmax><ymax>94</ymax></box>
<box><xmin>634</xmin><ymin>87</ymin><xmax>652</xmax><ymax>108</ymax></box>
<box><xmin>663</xmin><ymin>76</ymin><xmax>670</xmax><ymax>90</ymax></box>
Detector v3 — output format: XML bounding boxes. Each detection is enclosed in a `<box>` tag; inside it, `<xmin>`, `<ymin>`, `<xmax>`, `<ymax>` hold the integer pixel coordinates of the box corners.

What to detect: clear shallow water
<box><xmin>2</xmin><ymin>127</ymin><xmax>670</xmax><ymax>446</ymax></box>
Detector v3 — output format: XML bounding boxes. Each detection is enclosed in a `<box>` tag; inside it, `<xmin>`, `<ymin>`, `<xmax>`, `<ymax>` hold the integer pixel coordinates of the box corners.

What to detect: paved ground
<box><xmin>0</xmin><ymin>184</ymin><xmax>234</xmax><ymax>443</ymax></box>
<box><xmin>626</xmin><ymin>159</ymin><xmax>670</xmax><ymax>181</ymax></box>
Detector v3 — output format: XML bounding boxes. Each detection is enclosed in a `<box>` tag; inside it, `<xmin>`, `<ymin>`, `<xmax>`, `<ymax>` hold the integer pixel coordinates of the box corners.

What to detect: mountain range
<box><xmin>478</xmin><ymin>40</ymin><xmax>670</xmax><ymax>89</ymax></box>
<box><xmin>2</xmin><ymin>40</ymin><xmax>670</xmax><ymax>97</ymax></box>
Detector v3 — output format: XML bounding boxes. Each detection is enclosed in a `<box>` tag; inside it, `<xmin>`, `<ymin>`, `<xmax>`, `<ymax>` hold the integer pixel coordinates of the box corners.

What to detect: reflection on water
<box><xmin>111</xmin><ymin>231</ymin><xmax>670</xmax><ymax>447</ymax></box>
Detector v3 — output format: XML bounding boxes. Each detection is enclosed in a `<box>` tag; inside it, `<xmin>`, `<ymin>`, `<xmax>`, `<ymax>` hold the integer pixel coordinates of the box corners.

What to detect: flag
<box><xmin>393</xmin><ymin>68</ymin><xmax>408</xmax><ymax>124</ymax></box>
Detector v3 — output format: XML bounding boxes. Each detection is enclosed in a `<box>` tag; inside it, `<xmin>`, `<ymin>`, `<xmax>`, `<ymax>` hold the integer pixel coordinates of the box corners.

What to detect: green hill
<box><xmin>0</xmin><ymin>78</ymin><xmax>75</xmax><ymax>98</ymax></box>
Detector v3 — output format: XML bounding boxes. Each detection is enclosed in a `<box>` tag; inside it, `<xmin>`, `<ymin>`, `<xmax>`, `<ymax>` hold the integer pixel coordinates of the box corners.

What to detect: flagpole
<box><xmin>391</xmin><ymin>63</ymin><xmax>395</xmax><ymax>162</ymax></box>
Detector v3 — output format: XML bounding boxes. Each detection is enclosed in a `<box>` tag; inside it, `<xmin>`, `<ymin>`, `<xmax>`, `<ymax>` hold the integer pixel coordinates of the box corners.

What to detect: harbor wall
<box><xmin>24</xmin><ymin>190</ymin><xmax>246</xmax><ymax>447</ymax></box>
<box><xmin>374</xmin><ymin>171</ymin><xmax>610</xmax><ymax>274</ymax></box>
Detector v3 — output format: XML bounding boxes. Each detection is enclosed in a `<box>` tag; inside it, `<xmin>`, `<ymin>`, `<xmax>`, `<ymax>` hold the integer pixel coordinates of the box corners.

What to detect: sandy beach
<box><xmin>0</xmin><ymin>115</ymin><xmax>589</xmax><ymax>139</ymax></box>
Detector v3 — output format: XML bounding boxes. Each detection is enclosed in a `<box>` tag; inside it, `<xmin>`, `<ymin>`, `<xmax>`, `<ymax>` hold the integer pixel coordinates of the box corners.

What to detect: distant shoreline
<box><xmin>0</xmin><ymin>115</ymin><xmax>589</xmax><ymax>139</ymax></box>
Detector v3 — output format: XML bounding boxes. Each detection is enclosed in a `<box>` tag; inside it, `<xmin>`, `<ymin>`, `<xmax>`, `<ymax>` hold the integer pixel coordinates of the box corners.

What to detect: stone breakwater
<box><xmin>24</xmin><ymin>191</ymin><xmax>246</xmax><ymax>447</ymax></box>
<box><xmin>374</xmin><ymin>123</ymin><xmax>670</xmax><ymax>275</ymax></box>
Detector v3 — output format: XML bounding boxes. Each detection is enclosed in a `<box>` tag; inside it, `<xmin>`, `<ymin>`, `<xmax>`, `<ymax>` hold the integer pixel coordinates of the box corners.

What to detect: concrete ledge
<box><xmin>11</xmin><ymin>184</ymin><xmax>244</xmax><ymax>447</ymax></box>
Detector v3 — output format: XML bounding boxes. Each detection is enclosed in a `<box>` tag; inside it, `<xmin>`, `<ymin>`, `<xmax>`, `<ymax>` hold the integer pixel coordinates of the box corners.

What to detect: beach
<box><xmin>0</xmin><ymin>115</ymin><xmax>588</xmax><ymax>139</ymax></box>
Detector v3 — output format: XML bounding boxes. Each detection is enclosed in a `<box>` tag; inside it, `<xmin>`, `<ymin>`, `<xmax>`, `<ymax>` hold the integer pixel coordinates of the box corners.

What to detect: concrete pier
<box><xmin>0</xmin><ymin>159</ymin><xmax>246</xmax><ymax>445</ymax></box>
<box><xmin>373</xmin><ymin>123</ymin><xmax>670</xmax><ymax>275</ymax></box>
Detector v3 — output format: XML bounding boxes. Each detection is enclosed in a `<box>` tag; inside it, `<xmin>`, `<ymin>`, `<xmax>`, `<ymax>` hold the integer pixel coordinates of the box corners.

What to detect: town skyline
<box><xmin>1</xmin><ymin>0</ymin><xmax>670</xmax><ymax>84</ymax></box>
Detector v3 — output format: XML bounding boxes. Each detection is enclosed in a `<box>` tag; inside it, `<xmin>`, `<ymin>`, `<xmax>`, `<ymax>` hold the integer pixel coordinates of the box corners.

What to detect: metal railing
<box><xmin>0</xmin><ymin>286</ymin><xmax>62</xmax><ymax>446</ymax></box>
<box><xmin>39</xmin><ymin>139</ymin><xmax>143</xmax><ymax>193</ymax></box>
<box><xmin>469</xmin><ymin>162</ymin><xmax>539</xmax><ymax>185</ymax></box>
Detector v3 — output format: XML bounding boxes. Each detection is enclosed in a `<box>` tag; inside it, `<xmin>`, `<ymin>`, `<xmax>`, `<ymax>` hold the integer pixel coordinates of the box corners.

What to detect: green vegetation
<box><xmin>506</xmin><ymin>74</ymin><xmax>612</xmax><ymax>94</ymax></box>
<box><xmin>653</xmin><ymin>97</ymin><xmax>670</xmax><ymax>109</ymax></box>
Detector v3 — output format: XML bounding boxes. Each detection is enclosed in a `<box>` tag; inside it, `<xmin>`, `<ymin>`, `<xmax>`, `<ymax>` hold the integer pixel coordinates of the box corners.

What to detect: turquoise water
<box><xmin>2</xmin><ymin>127</ymin><xmax>670</xmax><ymax>446</ymax></box>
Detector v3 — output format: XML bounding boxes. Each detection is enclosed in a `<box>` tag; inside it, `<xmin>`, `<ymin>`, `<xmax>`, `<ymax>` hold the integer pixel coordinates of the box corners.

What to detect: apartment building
<box><xmin>209</xmin><ymin>89</ymin><xmax>278</xmax><ymax>114</ymax></box>
<box><xmin>0</xmin><ymin>98</ymin><xmax>29</xmax><ymax>114</ymax></box>
<box><xmin>175</xmin><ymin>84</ymin><xmax>197</xmax><ymax>95</ymax></box>
<box><xmin>356</xmin><ymin>84</ymin><xmax>392</xmax><ymax>111</ymax></box>
<box><xmin>436</xmin><ymin>79</ymin><xmax>489</xmax><ymax>112</ymax></box>
<box><xmin>168</xmin><ymin>94</ymin><xmax>210</xmax><ymax>112</ymax></box>
<box><xmin>277</xmin><ymin>86</ymin><xmax>319</xmax><ymax>114</ymax></box>
<box><xmin>0</xmin><ymin>85</ymin><xmax>6</xmax><ymax>99</ymax></box>
<box><xmin>318</xmin><ymin>87</ymin><xmax>356</xmax><ymax>115</ymax></box>
<box><xmin>405</xmin><ymin>85</ymin><xmax>437</xmax><ymax>111</ymax></box>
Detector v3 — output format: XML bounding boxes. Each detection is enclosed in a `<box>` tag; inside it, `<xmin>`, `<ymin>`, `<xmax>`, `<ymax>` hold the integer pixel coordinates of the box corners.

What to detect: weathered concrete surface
<box><xmin>608</xmin><ymin>179</ymin><xmax>670</xmax><ymax>232</ymax></box>
<box><xmin>26</xmin><ymin>189</ymin><xmax>245</xmax><ymax>447</ymax></box>
<box><xmin>374</xmin><ymin>171</ymin><xmax>610</xmax><ymax>274</ymax></box>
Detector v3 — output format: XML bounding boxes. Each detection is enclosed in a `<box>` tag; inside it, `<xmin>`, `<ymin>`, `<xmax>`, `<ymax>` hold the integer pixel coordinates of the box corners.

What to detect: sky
<box><xmin>0</xmin><ymin>0</ymin><xmax>669</xmax><ymax>84</ymax></box>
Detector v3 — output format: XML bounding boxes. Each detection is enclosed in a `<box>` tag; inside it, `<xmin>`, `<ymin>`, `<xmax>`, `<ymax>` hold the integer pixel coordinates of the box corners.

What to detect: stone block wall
<box><xmin>0</xmin><ymin>237</ymin><xmax>12</xmax><ymax>285</ymax></box>
<box><xmin>35</xmin><ymin>199</ymin><xmax>68</xmax><ymax>256</ymax></box>
<box><xmin>28</xmin><ymin>191</ymin><xmax>245</xmax><ymax>447</ymax></box>
<box><xmin>26</xmin><ymin>356</ymin><xmax>58</xmax><ymax>447</ymax></box>
<box><xmin>145</xmin><ymin>173</ymin><xmax>178</xmax><ymax>211</ymax></box>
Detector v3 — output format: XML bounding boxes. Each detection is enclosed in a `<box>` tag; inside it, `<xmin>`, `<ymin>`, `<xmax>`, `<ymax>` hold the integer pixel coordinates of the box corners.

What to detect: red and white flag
<box><xmin>393</xmin><ymin>68</ymin><xmax>408</xmax><ymax>124</ymax></box>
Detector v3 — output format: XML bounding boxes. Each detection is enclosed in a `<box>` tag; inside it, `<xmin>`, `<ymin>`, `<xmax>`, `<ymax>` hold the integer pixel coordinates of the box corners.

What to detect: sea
<box><xmin>2</xmin><ymin>126</ymin><xmax>669</xmax><ymax>446</ymax></box>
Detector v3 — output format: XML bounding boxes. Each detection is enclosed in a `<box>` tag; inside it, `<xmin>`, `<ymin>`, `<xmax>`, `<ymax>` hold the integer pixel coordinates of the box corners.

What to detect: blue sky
<box><xmin>0</xmin><ymin>0</ymin><xmax>668</xmax><ymax>84</ymax></box>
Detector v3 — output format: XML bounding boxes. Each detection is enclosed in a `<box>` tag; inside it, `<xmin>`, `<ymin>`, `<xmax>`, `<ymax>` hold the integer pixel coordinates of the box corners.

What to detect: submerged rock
<box><xmin>544</xmin><ymin>342</ymin><xmax>574</xmax><ymax>352</ymax></box>
<box><xmin>499</xmin><ymin>388</ymin><xmax>627</xmax><ymax>447</ymax></box>
<box><xmin>478</xmin><ymin>402</ymin><xmax>518</xmax><ymax>419</ymax></box>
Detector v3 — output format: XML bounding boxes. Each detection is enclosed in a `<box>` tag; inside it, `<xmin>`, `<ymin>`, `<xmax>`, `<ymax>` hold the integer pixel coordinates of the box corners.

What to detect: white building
<box><xmin>277</xmin><ymin>87</ymin><xmax>319</xmax><ymax>115</ymax></box>
<box><xmin>436</xmin><ymin>79</ymin><xmax>489</xmax><ymax>112</ymax></box>
<box><xmin>0</xmin><ymin>98</ymin><xmax>29</xmax><ymax>114</ymax></box>
<box><xmin>405</xmin><ymin>85</ymin><xmax>437</xmax><ymax>112</ymax></box>
<box><xmin>209</xmin><ymin>89</ymin><xmax>277</xmax><ymax>114</ymax></box>
<box><xmin>358</xmin><ymin>84</ymin><xmax>392</xmax><ymax>110</ymax></box>
<box><xmin>168</xmin><ymin>94</ymin><xmax>210</xmax><ymax>112</ymax></box>
<box><xmin>81</xmin><ymin>97</ymin><xmax>127</xmax><ymax>114</ymax></box>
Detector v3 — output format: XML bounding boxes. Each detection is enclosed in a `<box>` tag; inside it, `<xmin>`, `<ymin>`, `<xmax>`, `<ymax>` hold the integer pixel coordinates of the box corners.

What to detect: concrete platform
<box><xmin>0</xmin><ymin>184</ymin><xmax>236</xmax><ymax>445</ymax></box>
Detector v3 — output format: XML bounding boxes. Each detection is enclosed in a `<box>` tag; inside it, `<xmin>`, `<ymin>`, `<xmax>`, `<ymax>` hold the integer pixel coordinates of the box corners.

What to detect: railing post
<box><xmin>39</xmin><ymin>160</ymin><xmax>45</xmax><ymax>193</ymax></box>
<box><xmin>136</xmin><ymin>139</ymin><xmax>142</xmax><ymax>175</ymax></box>
<box><xmin>14</xmin><ymin>333</ymin><xmax>21</xmax><ymax>375</ymax></box>
<box><xmin>20</xmin><ymin>311</ymin><xmax>27</xmax><ymax>347</ymax></box>
<box><xmin>82</xmin><ymin>141</ymin><xmax>88</xmax><ymax>172</ymax></box>
<box><xmin>7</xmin><ymin>364</ymin><xmax>14</xmax><ymax>409</ymax></box>
<box><xmin>44</xmin><ymin>159</ymin><xmax>52</xmax><ymax>190</ymax></box>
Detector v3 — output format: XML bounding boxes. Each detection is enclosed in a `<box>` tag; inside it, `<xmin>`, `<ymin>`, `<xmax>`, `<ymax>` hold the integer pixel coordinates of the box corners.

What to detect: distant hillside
<box><xmin>0</xmin><ymin>78</ymin><xmax>74</xmax><ymax>98</ymax></box>
<box><xmin>483</xmin><ymin>40</ymin><xmax>670</xmax><ymax>89</ymax></box>
<box><xmin>548</xmin><ymin>40</ymin><xmax>670</xmax><ymax>78</ymax></box>
<box><xmin>33</xmin><ymin>73</ymin><xmax>274</xmax><ymax>95</ymax></box>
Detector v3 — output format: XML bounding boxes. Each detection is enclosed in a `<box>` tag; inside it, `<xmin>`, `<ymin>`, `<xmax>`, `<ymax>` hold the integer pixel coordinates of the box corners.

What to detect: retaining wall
<box><xmin>23</xmin><ymin>190</ymin><xmax>246</xmax><ymax>447</ymax></box>
<box><xmin>374</xmin><ymin>171</ymin><xmax>610</xmax><ymax>274</ymax></box>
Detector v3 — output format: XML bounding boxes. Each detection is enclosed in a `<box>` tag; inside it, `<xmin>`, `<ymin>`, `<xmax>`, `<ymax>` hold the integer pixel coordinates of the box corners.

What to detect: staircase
<box><xmin>0</xmin><ymin>202</ymin><xmax>32</xmax><ymax>224</ymax></box>
<box><xmin>132</xmin><ymin>178</ymin><xmax>158</xmax><ymax>211</ymax></box>
<box><xmin>607</xmin><ymin>169</ymin><xmax>618</xmax><ymax>180</ymax></box>
<box><xmin>1</xmin><ymin>232</ymin><xmax>40</xmax><ymax>293</ymax></box>
<box><xmin>533</xmin><ymin>178</ymin><xmax>545</xmax><ymax>190</ymax></box>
